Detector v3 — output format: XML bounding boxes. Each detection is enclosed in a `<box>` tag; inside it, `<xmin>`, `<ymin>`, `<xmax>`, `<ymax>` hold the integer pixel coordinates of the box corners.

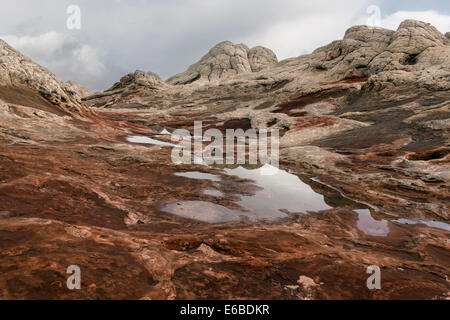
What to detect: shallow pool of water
<box><xmin>162</xmin><ymin>165</ymin><xmax>450</xmax><ymax>230</ymax></box>
<box><xmin>174</xmin><ymin>171</ymin><xmax>221</xmax><ymax>182</ymax></box>
<box><xmin>355</xmin><ymin>210</ymin><xmax>450</xmax><ymax>237</ymax></box>
<box><xmin>162</xmin><ymin>165</ymin><xmax>336</xmax><ymax>223</ymax></box>
<box><xmin>356</xmin><ymin>209</ymin><xmax>390</xmax><ymax>237</ymax></box>
<box><xmin>126</xmin><ymin>135</ymin><xmax>176</xmax><ymax>147</ymax></box>
<box><xmin>395</xmin><ymin>218</ymin><xmax>450</xmax><ymax>232</ymax></box>
<box><xmin>162</xmin><ymin>201</ymin><xmax>248</xmax><ymax>223</ymax></box>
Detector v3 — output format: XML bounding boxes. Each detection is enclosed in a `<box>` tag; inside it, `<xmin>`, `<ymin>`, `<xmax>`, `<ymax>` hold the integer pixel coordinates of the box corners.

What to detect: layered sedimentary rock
<box><xmin>167</xmin><ymin>41</ymin><xmax>278</xmax><ymax>85</ymax></box>
<box><xmin>85</xmin><ymin>19</ymin><xmax>450</xmax><ymax>223</ymax></box>
<box><xmin>0</xmin><ymin>39</ymin><xmax>95</xmax><ymax>144</ymax></box>
<box><xmin>83</xmin><ymin>19</ymin><xmax>450</xmax><ymax>220</ymax></box>
<box><xmin>108</xmin><ymin>70</ymin><xmax>167</xmax><ymax>91</ymax></box>
<box><xmin>0</xmin><ymin>20</ymin><xmax>449</xmax><ymax>300</ymax></box>
<box><xmin>308</xmin><ymin>20</ymin><xmax>449</xmax><ymax>89</ymax></box>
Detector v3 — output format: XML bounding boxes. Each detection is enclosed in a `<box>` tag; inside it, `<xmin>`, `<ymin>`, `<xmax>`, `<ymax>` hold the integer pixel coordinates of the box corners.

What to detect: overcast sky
<box><xmin>1</xmin><ymin>0</ymin><xmax>449</xmax><ymax>91</ymax></box>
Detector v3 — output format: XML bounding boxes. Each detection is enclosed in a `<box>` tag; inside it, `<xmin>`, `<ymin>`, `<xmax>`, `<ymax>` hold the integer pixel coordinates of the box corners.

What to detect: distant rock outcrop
<box><xmin>1</xmin><ymin>19</ymin><xmax>449</xmax><ymax>300</ymax></box>
<box><xmin>107</xmin><ymin>70</ymin><xmax>167</xmax><ymax>91</ymax></box>
<box><xmin>164</xmin><ymin>20</ymin><xmax>450</xmax><ymax>91</ymax></box>
<box><xmin>0</xmin><ymin>39</ymin><xmax>86</xmax><ymax>113</ymax></box>
<box><xmin>168</xmin><ymin>41</ymin><xmax>278</xmax><ymax>85</ymax></box>
<box><xmin>248</xmin><ymin>46</ymin><xmax>278</xmax><ymax>72</ymax></box>
<box><xmin>310</xmin><ymin>20</ymin><xmax>450</xmax><ymax>90</ymax></box>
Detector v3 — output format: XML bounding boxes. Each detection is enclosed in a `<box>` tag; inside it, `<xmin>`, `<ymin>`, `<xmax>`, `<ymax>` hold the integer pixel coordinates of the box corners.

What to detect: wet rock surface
<box><xmin>0</xmin><ymin>20</ymin><xmax>449</xmax><ymax>299</ymax></box>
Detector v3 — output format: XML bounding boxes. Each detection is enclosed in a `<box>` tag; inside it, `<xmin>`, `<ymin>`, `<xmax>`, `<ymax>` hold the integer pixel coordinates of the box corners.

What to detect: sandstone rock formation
<box><xmin>0</xmin><ymin>20</ymin><xmax>449</xmax><ymax>300</ymax></box>
<box><xmin>310</xmin><ymin>20</ymin><xmax>449</xmax><ymax>89</ymax></box>
<box><xmin>167</xmin><ymin>41</ymin><xmax>278</xmax><ymax>85</ymax></box>
<box><xmin>85</xmin><ymin>19</ymin><xmax>449</xmax><ymax>221</ymax></box>
<box><xmin>248</xmin><ymin>46</ymin><xmax>278</xmax><ymax>72</ymax></box>
<box><xmin>108</xmin><ymin>70</ymin><xmax>167</xmax><ymax>91</ymax></box>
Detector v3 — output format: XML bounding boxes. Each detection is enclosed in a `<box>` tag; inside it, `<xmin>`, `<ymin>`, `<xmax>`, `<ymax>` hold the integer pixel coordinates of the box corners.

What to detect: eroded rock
<box><xmin>0</xmin><ymin>19</ymin><xmax>448</xmax><ymax>300</ymax></box>
<box><xmin>0</xmin><ymin>39</ymin><xmax>86</xmax><ymax>113</ymax></box>
<box><xmin>108</xmin><ymin>70</ymin><xmax>167</xmax><ymax>91</ymax></box>
<box><xmin>168</xmin><ymin>41</ymin><xmax>277</xmax><ymax>85</ymax></box>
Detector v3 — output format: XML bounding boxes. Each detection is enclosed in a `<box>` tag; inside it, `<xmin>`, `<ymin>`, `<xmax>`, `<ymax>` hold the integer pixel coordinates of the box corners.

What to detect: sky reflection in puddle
<box><xmin>126</xmin><ymin>135</ymin><xmax>176</xmax><ymax>147</ymax></box>
<box><xmin>132</xmin><ymin>147</ymin><xmax>450</xmax><ymax>230</ymax></box>
<box><xmin>224</xmin><ymin>165</ymin><xmax>333</xmax><ymax>218</ymax></box>
<box><xmin>162</xmin><ymin>201</ymin><xmax>245</xmax><ymax>223</ymax></box>
<box><xmin>355</xmin><ymin>210</ymin><xmax>450</xmax><ymax>237</ymax></box>
<box><xmin>395</xmin><ymin>218</ymin><xmax>450</xmax><ymax>232</ymax></box>
<box><xmin>355</xmin><ymin>209</ymin><xmax>390</xmax><ymax>237</ymax></box>
<box><xmin>174</xmin><ymin>171</ymin><xmax>221</xmax><ymax>182</ymax></box>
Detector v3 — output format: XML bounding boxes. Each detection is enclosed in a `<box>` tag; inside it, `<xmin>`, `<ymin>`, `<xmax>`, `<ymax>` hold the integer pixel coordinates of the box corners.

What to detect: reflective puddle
<box><xmin>355</xmin><ymin>210</ymin><xmax>450</xmax><ymax>235</ymax></box>
<box><xmin>162</xmin><ymin>165</ymin><xmax>335</xmax><ymax>223</ymax></box>
<box><xmin>162</xmin><ymin>201</ymin><xmax>245</xmax><ymax>224</ymax></box>
<box><xmin>174</xmin><ymin>171</ymin><xmax>221</xmax><ymax>182</ymax></box>
<box><xmin>224</xmin><ymin>165</ymin><xmax>333</xmax><ymax>217</ymax></box>
<box><xmin>395</xmin><ymin>218</ymin><xmax>450</xmax><ymax>232</ymax></box>
<box><xmin>126</xmin><ymin>135</ymin><xmax>176</xmax><ymax>147</ymax></box>
<box><xmin>157</xmin><ymin>161</ymin><xmax>450</xmax><ymax>232</ymax></box>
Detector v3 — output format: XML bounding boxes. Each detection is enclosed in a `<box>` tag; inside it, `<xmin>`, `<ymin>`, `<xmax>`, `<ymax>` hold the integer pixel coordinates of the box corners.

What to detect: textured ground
<box><xmin>0</xmin><ymin>20</ymin><xmax>449</xmax><ymax>299</ymax></box>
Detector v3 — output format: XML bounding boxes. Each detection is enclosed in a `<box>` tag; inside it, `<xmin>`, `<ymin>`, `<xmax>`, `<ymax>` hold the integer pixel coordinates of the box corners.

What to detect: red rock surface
<box><xmin>0</xmin><ymin>20</ymin><xmax>449</xmax><ymax>300</ymax></box>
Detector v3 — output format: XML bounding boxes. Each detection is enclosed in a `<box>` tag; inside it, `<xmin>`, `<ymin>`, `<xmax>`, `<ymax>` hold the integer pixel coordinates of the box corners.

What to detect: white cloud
<box><xmin>379</xmin><ymin>10</ymin><xmax>450</xmax><ymax>33</ymax></box>
<box><xmin>1</xmin><ymin>32</ymin><xmax>109</xmax><ymax>90</ymax></box>
<box><xmin>241</xmin><ymin>1</ymin><xmax>373</xmax><ymax>60</ymax></box>
<box><xmin>2</xmin><ymin>32</ymin><xmax>67</xmax><ymax>56</ymax></box>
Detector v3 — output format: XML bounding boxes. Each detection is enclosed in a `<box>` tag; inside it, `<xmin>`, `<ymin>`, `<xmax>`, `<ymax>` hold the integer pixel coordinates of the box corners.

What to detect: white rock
<box><xmin>168</xmin><ymin>41</ymin><xmax>277</xmax><ymax>85</ymax></box>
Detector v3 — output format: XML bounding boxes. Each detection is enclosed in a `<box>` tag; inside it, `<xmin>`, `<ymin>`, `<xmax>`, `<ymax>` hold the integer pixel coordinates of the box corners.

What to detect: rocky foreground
<box><xmin>0</xmin><ymin>20</ymin><xmax>449</xmax><ymax>299</ymax></box>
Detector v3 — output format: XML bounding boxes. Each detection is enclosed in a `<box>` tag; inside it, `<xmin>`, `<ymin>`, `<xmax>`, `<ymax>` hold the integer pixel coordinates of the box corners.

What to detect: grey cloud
<box><xmin>1</xmin><ymin>0</ymin><xmax>448</xmax><ymax>91</ymax></box>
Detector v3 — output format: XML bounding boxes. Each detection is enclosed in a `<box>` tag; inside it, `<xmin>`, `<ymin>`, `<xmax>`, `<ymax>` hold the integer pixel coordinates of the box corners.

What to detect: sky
<box><xmin>1</xmin><ymin>0</ymin><xmax>449</xmax><ymax>91</ymax></box>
